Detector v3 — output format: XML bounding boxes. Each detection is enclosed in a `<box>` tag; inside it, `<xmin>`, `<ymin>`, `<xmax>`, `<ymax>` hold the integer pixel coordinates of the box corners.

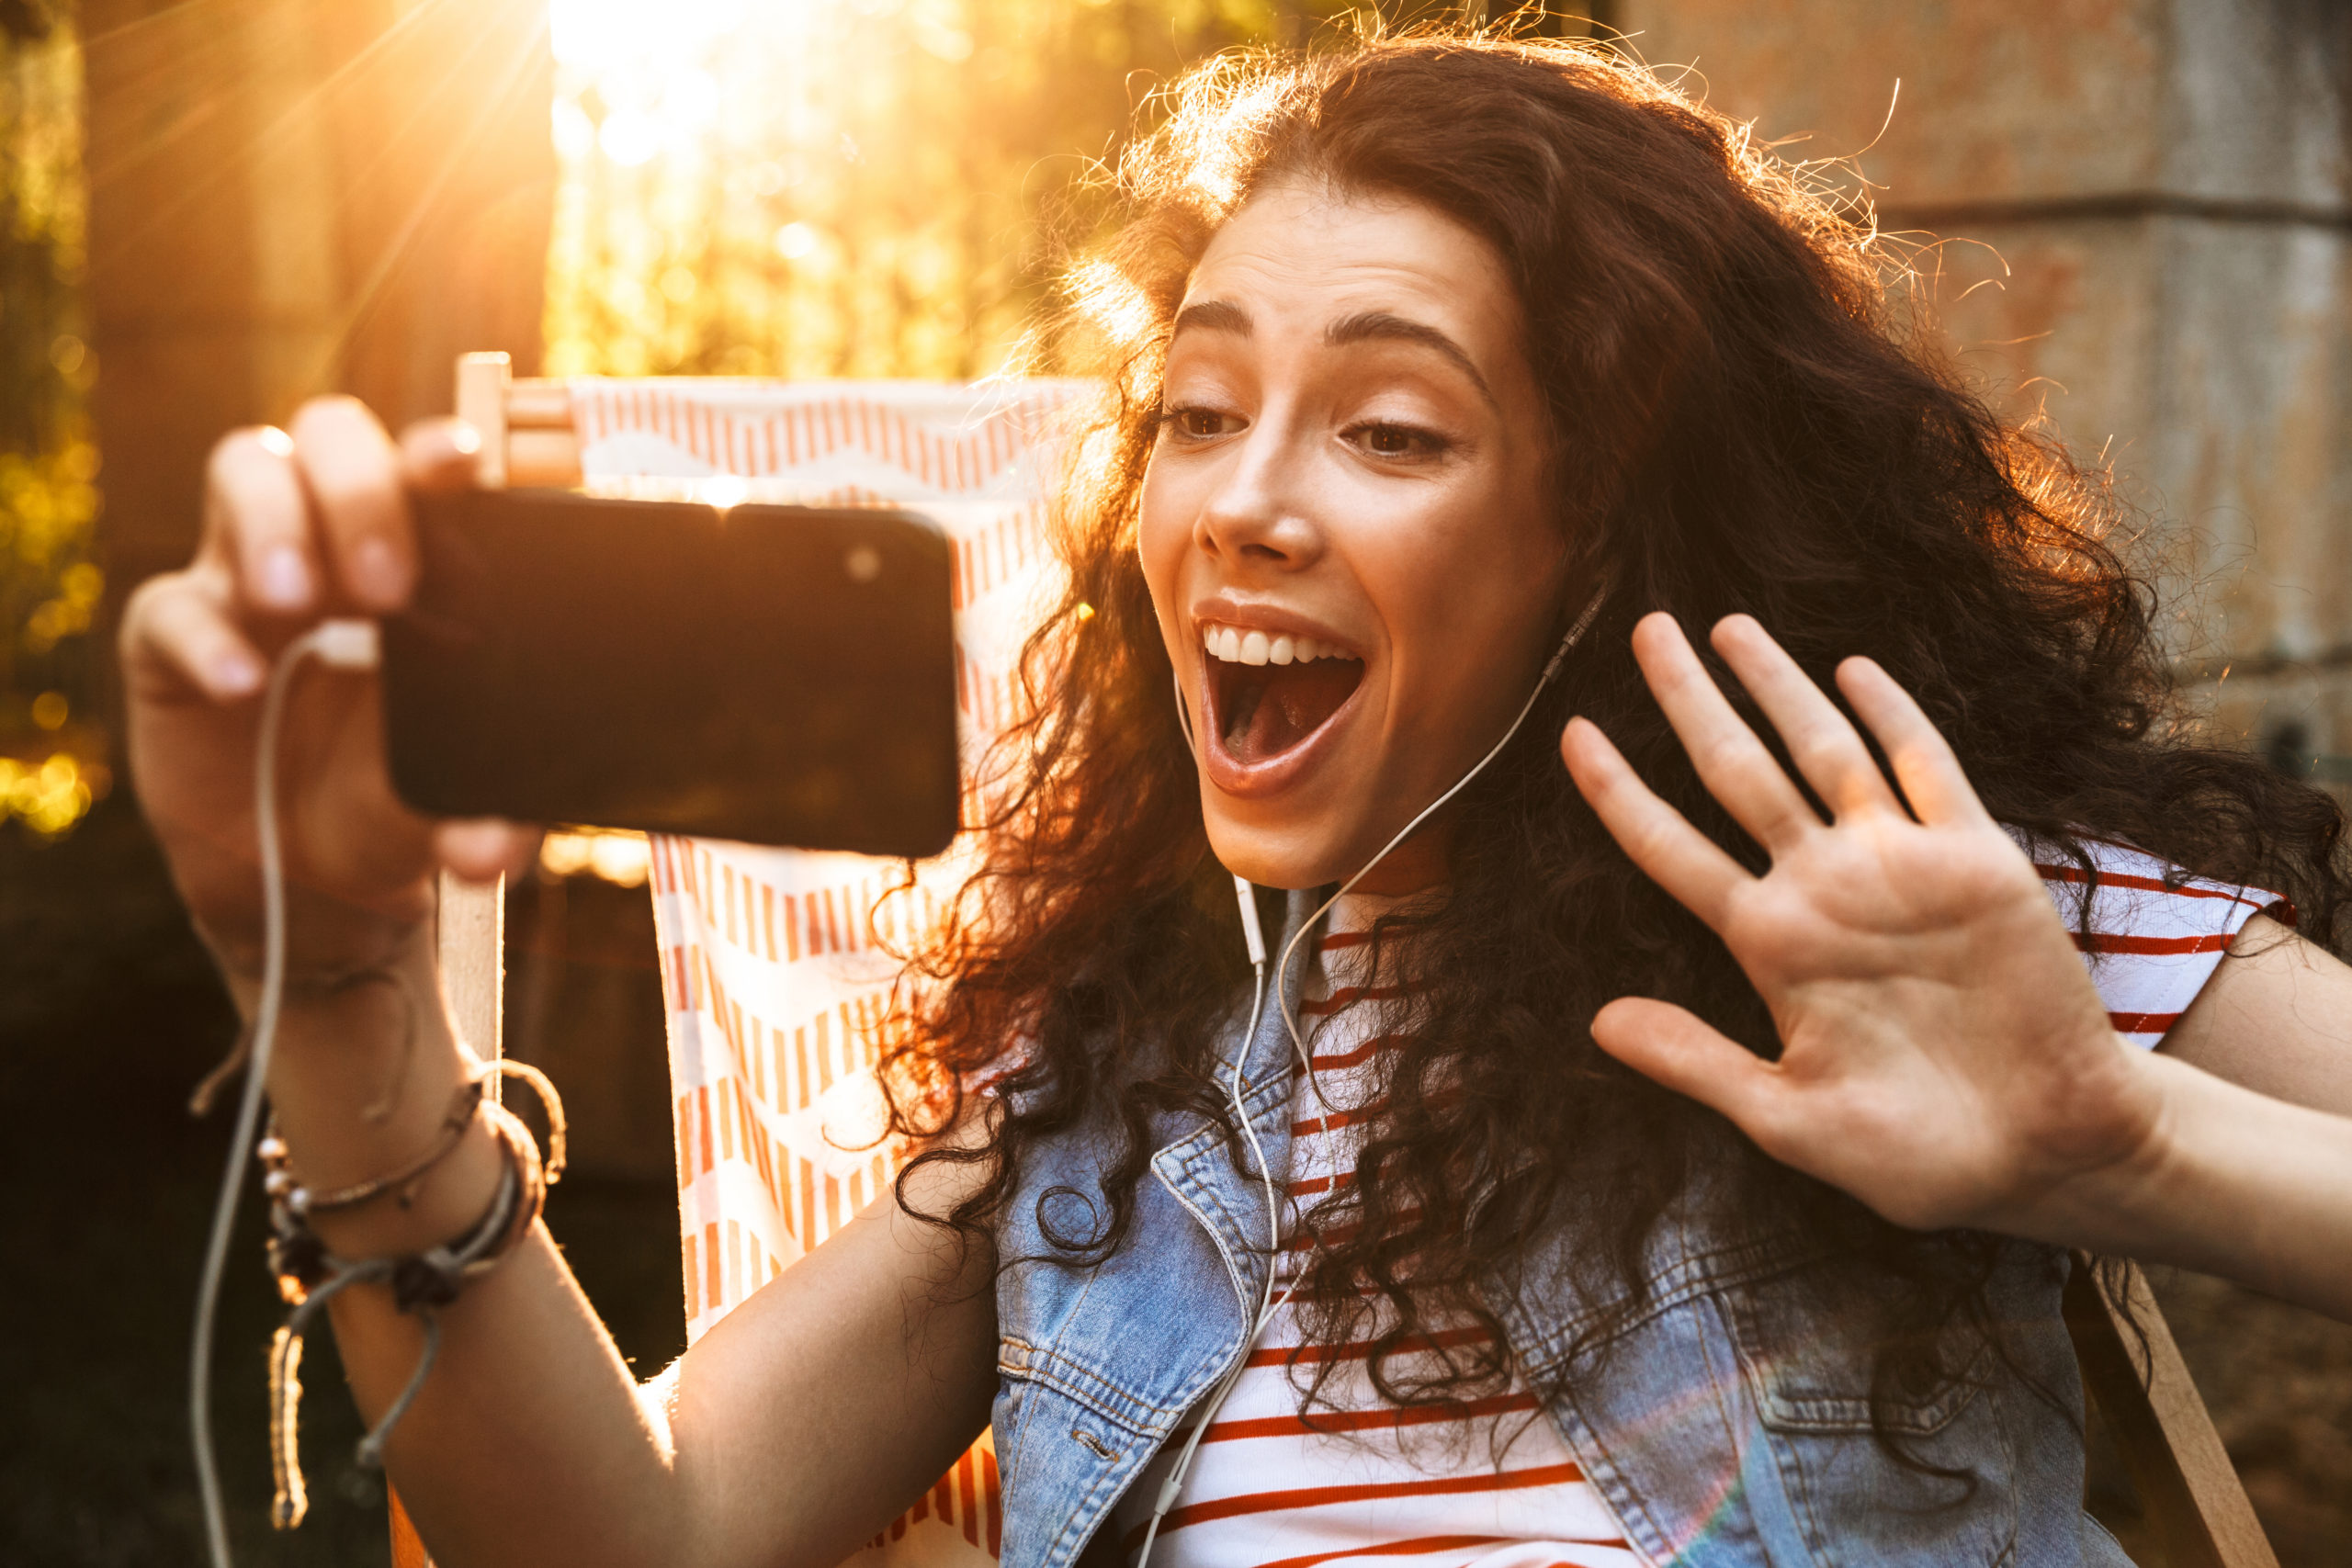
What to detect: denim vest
<box><xmin>990</xmin><ymin>892</ymin><xmax>2132</xmax><ymax>1568</ymax></box>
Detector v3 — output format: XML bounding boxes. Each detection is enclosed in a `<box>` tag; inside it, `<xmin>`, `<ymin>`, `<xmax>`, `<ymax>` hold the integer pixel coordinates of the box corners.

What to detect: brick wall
<box><xmin>1630</xmin><ymin>0</ymin><xmax>2352</xmax><ymax>783</ymax></box>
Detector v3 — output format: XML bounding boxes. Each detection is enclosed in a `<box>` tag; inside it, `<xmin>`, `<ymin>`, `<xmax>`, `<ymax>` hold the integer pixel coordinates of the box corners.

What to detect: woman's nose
<box><xmin>1193</xmin><ymin>424</ymin><xmax>1324</xmax><ymax>570</ymax></box>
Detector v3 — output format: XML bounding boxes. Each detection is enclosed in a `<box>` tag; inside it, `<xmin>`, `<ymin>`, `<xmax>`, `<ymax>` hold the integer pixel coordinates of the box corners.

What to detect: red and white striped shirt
<box><xmin>1114</xmin><ymin>894</ymin><xmax>1635</xmax><ymax>1568</ymax></box>
<box><xmin>2029</xmin><ymin>833</ymin><xmax>2289</xmax><ymax>1047</ymax></box>
<box><xmin>1111</xmin><ymin>837</ymin><xmax>2281</xmax><ymax>1568</ymax></box>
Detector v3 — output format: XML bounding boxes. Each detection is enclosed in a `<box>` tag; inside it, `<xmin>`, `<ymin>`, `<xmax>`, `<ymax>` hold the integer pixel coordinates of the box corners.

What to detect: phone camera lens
<box><xmin>844</xmin><ymin>545</ymin><xmax>883</xmax><ymax>583</ymax></box>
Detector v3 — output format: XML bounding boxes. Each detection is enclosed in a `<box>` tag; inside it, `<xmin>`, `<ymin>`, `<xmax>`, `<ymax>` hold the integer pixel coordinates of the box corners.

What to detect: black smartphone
<box><xmin>380</xmin><ymin>489</ymin><xmax>960</xmax><ymax>858</ymax></box>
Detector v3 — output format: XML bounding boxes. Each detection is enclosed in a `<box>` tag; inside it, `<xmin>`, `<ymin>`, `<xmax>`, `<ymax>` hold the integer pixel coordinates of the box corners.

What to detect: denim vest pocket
<box><xmin>1720</xmin><ymin>1262</ymin><xmax>2018</xmax><ymax>1567</ymax></box>
<box><xmin>1725</xmin><ymin>1263</ymin><xmax>1993</xmax><ymax>1436</ymax></box>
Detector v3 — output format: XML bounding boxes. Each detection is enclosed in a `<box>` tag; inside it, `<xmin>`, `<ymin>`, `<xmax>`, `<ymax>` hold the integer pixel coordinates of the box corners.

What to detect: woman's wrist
<box><xmin>1954</xmin><ymin>1027</ymin><xmax>2177</xmax><ymax>1255</ymax></box>
<box><xmin>202</xmin><ymin>880</ymin><xmax>436</xmax><ymax>1010</ymax></box>
<box><xmin>255</xmin><ymin>927</ymin><xmax>510</xmax><ymax>1260</ymax></box>
<box><xmin>296</xmin><ymin>1101</ymin><xmax>514</xmax><ymax>1262</ymax></box>
<box><xmin>2043</xmin><ymin>1048</ymin><xmax>2352</xmax><ymax>1319</ymax></box>
<box><xmin>2029</xmin><ymin>1044</ymin><xmax>2197</xmax><ymax>1256</ymax></box>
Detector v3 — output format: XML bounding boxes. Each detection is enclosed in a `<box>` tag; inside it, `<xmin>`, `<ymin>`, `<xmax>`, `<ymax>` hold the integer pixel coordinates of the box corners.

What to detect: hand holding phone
<box><xmin>121</xmin><ymin>403</ymin><xmax>508</xmax><ymax>984</ymax></box>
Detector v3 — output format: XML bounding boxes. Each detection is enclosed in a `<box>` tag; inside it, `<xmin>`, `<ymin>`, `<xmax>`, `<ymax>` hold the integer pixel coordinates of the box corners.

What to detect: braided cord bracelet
<box><xmin>257</xmin><ymin>1061</ymin><xmax>567</xmax><ymax>1530</ymax></box>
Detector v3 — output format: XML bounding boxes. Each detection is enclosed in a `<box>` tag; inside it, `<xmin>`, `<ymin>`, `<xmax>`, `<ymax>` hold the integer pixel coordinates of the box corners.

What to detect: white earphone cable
<box><xmin>1136</xmin><ymin>589</ymin><xmax>1604</xmax><ymax>1567</ymax></box>
<box><xmin>190</xmin><ymin>618</ymin><xmax>380</xmax><ymax>1568</ymax></box>
<box><xmin>1272</xmin><ymin>586</ymin><xmax>1607</xmax><ymax>1111</ymax></box>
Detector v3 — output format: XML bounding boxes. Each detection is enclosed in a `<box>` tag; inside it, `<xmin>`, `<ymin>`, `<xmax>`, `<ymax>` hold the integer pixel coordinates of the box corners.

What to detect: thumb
<box><xmin>434</xmin><ymin>818</ymin><xmax>540</xmax><ymax>884</ymax></box>
<box><xmin>1591</xmin><ymin>997</ymin><xmax>1782</xmax><ymax>1134</ymax></box>
<box><xmin>401</xmin><ymin>415</ymin><xmax>486</xmax><ymax>495</ymax></box>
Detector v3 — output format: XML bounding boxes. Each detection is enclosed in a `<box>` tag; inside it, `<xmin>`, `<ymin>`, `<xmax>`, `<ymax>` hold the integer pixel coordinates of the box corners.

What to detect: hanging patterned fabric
<box><xmin>573</xmin><ymin>376</ymin><xmax>1089</xmax><ymax>1564</ymax></box>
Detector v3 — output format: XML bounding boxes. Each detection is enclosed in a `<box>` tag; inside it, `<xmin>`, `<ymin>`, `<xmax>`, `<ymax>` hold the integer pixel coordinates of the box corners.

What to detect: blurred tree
<box><xmin>83</xmin><ymin>0</ymin><xmax>554</xmax><ymax>605</ymax></box>
<box><xmin>0</xmin><ymin>0</ymin><xmax>107</xmax><ymax>836</ymax></box>
<box><xmin>542</xmin><ymin>0</ymin><xmax>1369</xmax><ymax>382</ymax></box>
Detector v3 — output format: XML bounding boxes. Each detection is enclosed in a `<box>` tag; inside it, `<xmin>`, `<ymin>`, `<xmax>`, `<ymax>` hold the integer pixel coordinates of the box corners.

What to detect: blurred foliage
<box><xmin>0</xmin><ymin>5</ymin><xmax>107</xmax><ymax>839</ymax></box>
<box><xmin>542</xmin><ymin>0</ymin><xmax>1370</xmax><ymax>381</ymax></box>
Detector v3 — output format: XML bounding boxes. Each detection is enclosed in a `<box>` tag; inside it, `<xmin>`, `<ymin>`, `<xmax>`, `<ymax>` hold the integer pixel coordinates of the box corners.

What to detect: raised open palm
<box><xmin>1560</xmin><ymin>613</ymin><xmax>2165</xmax><ymax>1241</ymax></box>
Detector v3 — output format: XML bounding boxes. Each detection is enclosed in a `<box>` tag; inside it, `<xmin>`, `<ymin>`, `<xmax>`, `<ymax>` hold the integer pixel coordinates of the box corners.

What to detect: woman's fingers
<box><xmin>1628</xmin><ymin>613</ymin><xmax>1819</xmax><ymax>852</ymax></box>
<box><xmin>1835</xmin><ymin>657</ymin><xmax>1991</xmax><ymax>828</ymax></box>
<box><xmin>120</xmin><ymin>571</ymin><xmax>266</xmax><ymax>702</ymax></box>
<box><xmin>206</xmin><ymin>427</ymin><xmax>318</xmax><ymax>617</ymax></box>
<box><xmin>198</xmin><ymin>400</ymin><xmax>452</xmax><ymax>626</ymax></box>
<box><xmin>1709</xmin><ymin>615</ymin><xmax>1901</xmax><ymax>819</ymax></box>
<box><xmin>1563</xmin><ymin>715</ymin><xmax>1751</xmax><ymax>931</ymax></box>
<box><xmin>1590</xmin><ymin>996</ymin><xmax>1785</xmax><ymax>1138</ymax></box>
<box><xmin>290</xmin><ymin>396</ymin><xmax>414</xmax><ymax>612</ymax></box>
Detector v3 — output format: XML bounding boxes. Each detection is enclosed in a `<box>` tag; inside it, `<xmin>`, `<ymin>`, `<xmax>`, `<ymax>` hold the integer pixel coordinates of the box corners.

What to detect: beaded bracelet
<box><xmin>256</xmin><ymin>1056</ymin><xmax>568</xmax><ymax>1224</ymax></box>
<box><xmin>256</xmin><ymin>1064</ymin><xmax>565</xmax><ymax>1530</ymax></box>
<box><xmin>257</xmin><ymin>1079</ymin><xmax>482</xmax><ymax>1221</ymax></box>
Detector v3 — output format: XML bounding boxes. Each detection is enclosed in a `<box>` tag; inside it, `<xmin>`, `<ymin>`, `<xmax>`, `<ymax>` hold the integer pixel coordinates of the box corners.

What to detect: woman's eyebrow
<box><xmin>1325</xmin><ymin>310</ymin><xmax>1496</xmax><ymax>407</ymax></box>
<box><xmin>1171</xmin><ymin>299</ymin><xmax>1252</xmax><ymax>339</ymax></box>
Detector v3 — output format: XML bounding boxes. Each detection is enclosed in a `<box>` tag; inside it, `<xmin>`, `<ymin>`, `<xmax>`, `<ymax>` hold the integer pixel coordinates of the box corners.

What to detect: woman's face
<box><xmin>1139</xmin><ymin>180</ymin><xmax>1574</xmax><ymax>892</ymax></box>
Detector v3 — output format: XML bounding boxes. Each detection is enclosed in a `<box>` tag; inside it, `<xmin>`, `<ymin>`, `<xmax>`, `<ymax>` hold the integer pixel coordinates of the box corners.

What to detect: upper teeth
<box><xmin>1201</xmin><ymin>622</ymin><xmax>1353</xmax><ymax>666</ymax></box>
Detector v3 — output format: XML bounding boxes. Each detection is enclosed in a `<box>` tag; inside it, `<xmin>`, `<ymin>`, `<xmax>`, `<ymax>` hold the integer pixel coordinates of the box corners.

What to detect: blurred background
<box><xmin>3</xmin><ymin>0</ymin><xmax>2349</xmax><ymax>1562</ymax></box>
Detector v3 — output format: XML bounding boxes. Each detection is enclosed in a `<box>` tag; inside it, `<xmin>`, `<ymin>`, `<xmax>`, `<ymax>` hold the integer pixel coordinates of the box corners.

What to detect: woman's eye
<box><xmin>1349</xmin><ymin>422</ymin><xmax>1445</xmax><ymax>460</ymax></box>
<box><xmin>1162</xmin><ymin>405</ymin><xmax>1241</xmax><ymax>440</ymax></box>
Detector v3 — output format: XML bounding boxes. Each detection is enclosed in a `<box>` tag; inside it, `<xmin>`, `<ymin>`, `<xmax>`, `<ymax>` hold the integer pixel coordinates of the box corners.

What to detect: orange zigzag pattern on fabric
<box><xmin>571</xmin><ymin>382</ymin><xmax>1079</xmax><ymax>495</ymax></box>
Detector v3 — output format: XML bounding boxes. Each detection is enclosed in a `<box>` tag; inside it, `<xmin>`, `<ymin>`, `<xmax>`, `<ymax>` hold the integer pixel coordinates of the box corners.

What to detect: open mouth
<box><xmin>1201</xmin><ymin>621</ymin><xmax>1366</xmax><ymax>766</ymax></box>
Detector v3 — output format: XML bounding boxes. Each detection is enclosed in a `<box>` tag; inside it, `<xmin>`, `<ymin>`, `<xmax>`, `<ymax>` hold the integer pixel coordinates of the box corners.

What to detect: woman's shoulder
<box><xmin>2007</xmin><ymin>827</ymin><xmax>2290</xmax><ymax>1049</ymax></box>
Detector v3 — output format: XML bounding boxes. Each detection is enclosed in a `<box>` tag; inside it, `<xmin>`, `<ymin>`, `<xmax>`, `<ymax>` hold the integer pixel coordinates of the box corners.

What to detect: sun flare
<box><xmin>549</xmin><ymin>0</ymin><xmax>755</xmax><ymax>73</ymax></box>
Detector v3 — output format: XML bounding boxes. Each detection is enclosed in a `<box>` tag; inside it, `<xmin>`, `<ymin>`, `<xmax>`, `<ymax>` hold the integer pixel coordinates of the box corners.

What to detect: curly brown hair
<box><xmin>880</xmin><ymin>30</ymin><xmax>2347</xmax><ymax>1459</ymax></box>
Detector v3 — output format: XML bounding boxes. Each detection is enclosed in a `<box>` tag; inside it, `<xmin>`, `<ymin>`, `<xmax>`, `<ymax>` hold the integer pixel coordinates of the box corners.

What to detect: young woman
<box><xmin>124</xmin><ymin>33</ymin><xmax>2352</xmax><ymax>1568</ymax></box>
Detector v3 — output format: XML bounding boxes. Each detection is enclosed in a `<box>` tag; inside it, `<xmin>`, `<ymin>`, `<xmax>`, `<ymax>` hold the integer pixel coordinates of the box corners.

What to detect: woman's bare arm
<box><xmin>325</xmin><ymin>1032</ymin><xmax>997</xmax><ymax>1568</ymax></box>
<box><xmin>2164</xmin><ymin>912</ymin><xmax>2352</xmax><ymax>1118</ymax></box>
<box><xmin>2098</xmin><ymin>1047</ymin><xmax>2352</xmax><ymax>1313</ymax></box>
<box><xmin>281</xmin><ymin>964</ymin><xmax>996</xmax><ymax>1568</ymax></box>
<box><xmin>298</xmin><ymin>964</ymin><xmax>996</xmax><ymax>1568</ymax></box>
<box><xmin>123</xmin><ymin>398</ymin><xmax>996</xmax><ymax>1567</ymax></box>
<box><xmin>1558</xmin><ymin>612</ymin><xmax>2352</xmax><ymax>1322</ymax></box>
